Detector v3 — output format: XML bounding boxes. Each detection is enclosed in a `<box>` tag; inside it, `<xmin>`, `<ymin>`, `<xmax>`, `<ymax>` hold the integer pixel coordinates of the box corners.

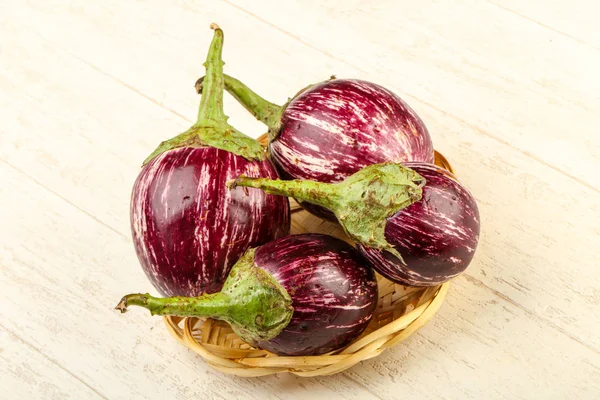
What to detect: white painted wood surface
<box><xmin>1</xmin><ymin>1</ymin><xmax>598</xmax><ymax>399</ymax></box>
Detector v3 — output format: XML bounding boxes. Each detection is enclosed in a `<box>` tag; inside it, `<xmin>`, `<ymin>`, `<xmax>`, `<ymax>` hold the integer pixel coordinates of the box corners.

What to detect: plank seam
<box><xmin>486</xmin><ymin>0</ymin><xmax>600</xmax><ymax>52</ymax></box>
<box><xmin>0</xmin><ymin>322</ymin><xmax>109</xmax><ymax>400</ymax></box>
<box><xmin>461</xmin><ymin>273</ymin><xmax>599</xmax><ymax>355</ymax></box>
<box><xmin>219</xmin><ymin>0</ymin><xmax>600</xmax><ymax>194</ymax></box>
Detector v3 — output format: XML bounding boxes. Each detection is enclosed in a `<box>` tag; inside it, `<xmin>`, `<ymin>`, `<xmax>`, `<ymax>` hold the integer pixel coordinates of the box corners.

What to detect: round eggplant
<box><xmin>131</xmin><ymin>148</ymin><xmax>289</xmax><ymax>296</ymax></box>
<box><xmin>358</xmin><ymin>163</ymin><xmax>480</xmax><ymax>286</ymax></box>
<box><xmin>117</xmin><ymin>234</ymin><xmax>378</xmax><ymax>356</ymax></box>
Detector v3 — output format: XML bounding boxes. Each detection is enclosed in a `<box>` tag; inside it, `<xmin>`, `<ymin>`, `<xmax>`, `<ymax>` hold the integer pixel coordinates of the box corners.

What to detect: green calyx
<box><xmin>115</xmin><ymin>248</ymin><xmax>294</xmax><ymax>344</ymax></box>
<box><xmin>195</xmin><ymin>74</ymin><xmax>336</xmax><ymax>142</ymax></box>
<box><xmin>229</xmin><ymin>163</ymin><xmax>425</xmax><ymax>257</ymax></box>
<box><xmin>143</xmin><ymin>24</ymin><xmax>265</xmax><ymax>165</ymax></box>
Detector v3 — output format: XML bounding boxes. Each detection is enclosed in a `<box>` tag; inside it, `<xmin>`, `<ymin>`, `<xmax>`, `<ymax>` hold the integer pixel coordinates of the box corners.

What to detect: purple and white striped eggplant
<box><xmin>196</xmin><ymin>75</ymin><xmax>434</xmax><ymax>220</ymax></box>
<box><xmin>116</xmin><ymin>234</ymin><xmax>378</xmax><ymax>356</ymax></box>
<box><xmin>132</xmin><ymin>148</ymin><xmax>289</xmax><ymax>296</ymax></box>
<box><xmin>230</xmin><ymin>162</ymin><xmax>480</xmax><ymax>286</ymax></box>
<box><xmin>131</xmin><ymin>25</ymin><xmax>289</xmax><ymax>297</ymax></box>
<box><xmin>358</xmin><ymin>163</ymin><xmax>480</xmax><ymax>286</ymax></box>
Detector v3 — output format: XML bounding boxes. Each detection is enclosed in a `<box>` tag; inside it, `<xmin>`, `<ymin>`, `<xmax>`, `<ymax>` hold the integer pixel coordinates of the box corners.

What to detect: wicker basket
<box><xmin>162</xmin><ymin>136</ymin><xmax>455</xmax><ymax>377</ymax></box>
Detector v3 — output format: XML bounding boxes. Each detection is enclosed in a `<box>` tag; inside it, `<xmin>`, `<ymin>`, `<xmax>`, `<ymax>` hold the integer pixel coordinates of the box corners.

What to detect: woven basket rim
<box><xmin>163</xmin><ymin>282</ymin><xmax>449</xmax><ymax>376</ymax></box>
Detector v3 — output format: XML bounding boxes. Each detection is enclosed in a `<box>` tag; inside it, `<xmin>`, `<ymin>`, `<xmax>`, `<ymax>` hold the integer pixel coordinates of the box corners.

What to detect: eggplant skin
<box><xmin>359</xmin><ymin>163</ymin><xmax>480</xmax><ymax>286</ymax></box>
<box><xmin>270</xmin><ymin>79</ymin><xmax>433</xmax><ymax>220</ymax></box>
<box><xmin>254</xmin><ymin>234</ymin><xmax>378</xmax><ymax>356</ymax></box>
<box><xmin>130</xmin><ymin>147</ymin><xmax>290</xmax><ymax>297</ymax></box>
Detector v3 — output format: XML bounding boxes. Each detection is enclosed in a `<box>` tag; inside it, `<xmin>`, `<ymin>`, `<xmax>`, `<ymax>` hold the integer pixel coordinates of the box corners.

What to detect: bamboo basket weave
<box><xmin>163</xmin><ymin>136</ymin><xmax>455</xmax><ymax>377</ymax></box>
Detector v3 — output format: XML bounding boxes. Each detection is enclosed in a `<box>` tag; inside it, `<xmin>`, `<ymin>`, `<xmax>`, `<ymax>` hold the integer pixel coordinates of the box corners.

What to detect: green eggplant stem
<box><xmin>196</xmin><ymin>23</ymin><xmax>227</xmax><ymax>125</ymax></box>
<box><xmin>116</xmin><ymin>248</ymin><xmax>293</xmax><ymax>344</ymax></box>
<box><xmin>196</xmin><ymin>75</ymin><xmax>283</xmax><ymax>137</ymax></box>
<box><xmin>143</xmin><ymin>24</ymin><xmax>265</xmax><ymax>165</ymax></box>
<box><xmin>228</xmin><ymin>176</ymin><xmax>339</xmax><ymax>211</ymax></box>
<box><xmin>229</xmin><ymin>163</ymin><xmax>426</xmax><ymax>256</ymax></box>
<box><xmin>115</xmin><ymin>292</ymin><xmax>232</xmax><ymax>318</ymax></box>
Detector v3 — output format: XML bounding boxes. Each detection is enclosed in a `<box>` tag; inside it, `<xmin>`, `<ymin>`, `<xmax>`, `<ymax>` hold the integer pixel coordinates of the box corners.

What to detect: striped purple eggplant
<box><xmin>358</xmin><ymin>163</ymin><xmax>480</xmax><ymax>286</ymax></box>
<box><xmin>117</xmin><ymin>234</ymin><xmax>378</xmax><ymax>356</ymax></box>
<box><xmin>131</xmin><ymin>25</ymin><xmax>289</xmax><ymax>297</ymax></box>
<box><xmin>272</xmin><ymin>79</ymin><xmax>434</xmax><ymax>180</ymax></box>
<box><xmin>196</xmin><ymin>75</ymin><xmax>434</xmax><ymax>220</ymax></box>
<box><xmin>131</xmin><ymin>148</ymin><xmax>289</xmax><ymax>296</ymax></box>
<box><xmin>252</xmin><ymin>234</ymin><xmax>377</xmax><ymax>355</ymax></box>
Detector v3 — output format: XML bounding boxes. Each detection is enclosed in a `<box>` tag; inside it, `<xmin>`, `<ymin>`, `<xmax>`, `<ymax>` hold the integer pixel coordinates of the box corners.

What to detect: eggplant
<box><xmin>358</xmin><ymin>163</ymin><xmax>480</xmax><ymax>286</ymax></box>
<box><xmin>117</xmin><ymin>234</ymin><xmax>378</xmax><ymax>356</ymax></box>
<box><xmin>131</xmin><ymin>25</ymin><xmax>290</xmax><ymax>297</ymax></box>
<box><xmin>196</xmin><ymin>75</ymin><xmax>434</xmax><ymax>220</ymax></box>
<box><xmin>230</xmin><ymin>162</ymin><xmax>479</xmax><ymax>286</ymax></box>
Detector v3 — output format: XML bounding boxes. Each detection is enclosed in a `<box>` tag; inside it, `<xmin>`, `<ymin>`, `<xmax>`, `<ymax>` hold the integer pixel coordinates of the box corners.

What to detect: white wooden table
<box><xmin>1</xmin><ymin>1</ymin><xmax>598</xmax><ymax>399</ymax></box>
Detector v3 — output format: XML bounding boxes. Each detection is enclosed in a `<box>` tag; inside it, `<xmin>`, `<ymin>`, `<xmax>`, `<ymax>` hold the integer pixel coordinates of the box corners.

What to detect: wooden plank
<box><xmin>344</xmin><ymin>275</ymin><xmax>600</xmax><ymax>399</ymax></box>
<box><xmin>220</xmin><ymin>0</ymin><xmax>600</xmax><ymax>190</ymax></box>
<box><xmin>0</xmin><ymin>20</ymin><xmax>182</xmax><ymax>236</ymax></box>
<box><xmin>1</xmin><ymin>1</ymin><xmax>598</xmax><ymax>352</ymax></box>
<box><xmin>0</xmin><ymin>161</ymin><xmax>382</xmax><ymax>400</ymax></box>
<box><xmin>486</xmin><ymin>0</ymin><xmax>600</xmax><ymax>49</ymax></box>
<box><xmin>415</xmin><ymin>102</ymin><xmax>600</xmax><ymax>352</ymax></box>
<box><xmin>0</xmin><ymin>326</ymin><xmax>105</xmax><ymax>400</ymax></box>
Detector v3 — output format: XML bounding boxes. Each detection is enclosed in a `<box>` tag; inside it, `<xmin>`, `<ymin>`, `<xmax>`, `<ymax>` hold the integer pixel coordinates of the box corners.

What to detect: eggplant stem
<box><xmin>230</xmin><ymin>176</ymin><xmax>339</xmax><ymax>211</ymax></box>
<box><xmin>116</xmin><ymin>249</ymin><xmax>294</xmax><ymax>344</ymax></box>
<box><xmin>196</xmin><ymin>74</ymin><xmax>283</xmax><ymax>138</ymax></box>
<box><xmin>142</xmin><ymin>25</ymin><xmax>265</xmax><ymax>164</ymax></box>
<box><xmin>116</xmin><ymin>292</ymin><xmax>232</xmax><ymax>318</ymax></box>
<box><xmin>196</xmin><ymin>24</ymin><xmax>227</xmax><ymax>124</ymax></box>
<box><xmin>231</xmin><ymin>163</ymin><xmax>426</xmax><ymax>255</ymax></box>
